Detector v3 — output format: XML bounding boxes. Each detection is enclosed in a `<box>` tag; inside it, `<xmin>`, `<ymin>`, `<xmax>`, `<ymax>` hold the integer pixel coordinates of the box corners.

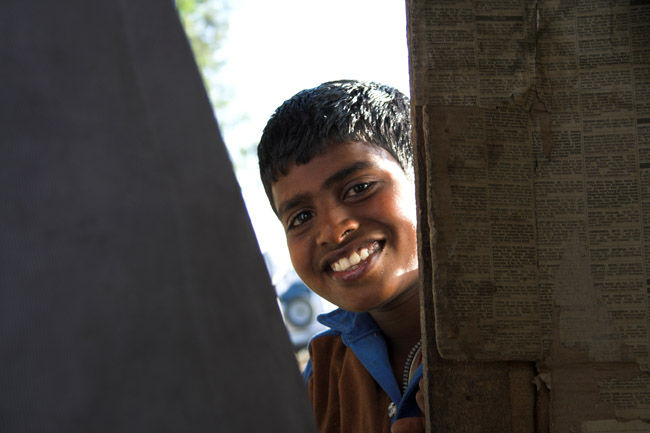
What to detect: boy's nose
<box><xmin>316</xmin><ymin>208</ymin><xmax>358</xmax><ymax>245</ymax></box>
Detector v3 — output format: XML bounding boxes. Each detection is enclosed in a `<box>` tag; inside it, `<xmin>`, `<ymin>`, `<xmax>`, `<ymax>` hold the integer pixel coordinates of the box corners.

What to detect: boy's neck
<box><xmin>369</xmin><ymin>284</ymin><xmax>422</xmax><ymax>383</ymax></box>
<box><xmin>369</xmin><ymin>284</ymin><xmax>421</xmax><ymax>348</ymax></box>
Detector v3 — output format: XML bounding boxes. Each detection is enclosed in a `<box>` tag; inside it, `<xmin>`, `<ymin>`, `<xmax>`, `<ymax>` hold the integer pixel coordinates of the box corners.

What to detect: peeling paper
<box><xmin>534</xmin><ymin>371</ymin><xmax>553</xmax><ymax>391</ymax></box>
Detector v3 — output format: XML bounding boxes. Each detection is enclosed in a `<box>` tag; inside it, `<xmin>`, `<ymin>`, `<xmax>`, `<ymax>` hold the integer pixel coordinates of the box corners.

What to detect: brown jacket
<box><xmin>307</xmin><ymin>333</ymin><xmax>394</xmax><ymax>433</ymax></box>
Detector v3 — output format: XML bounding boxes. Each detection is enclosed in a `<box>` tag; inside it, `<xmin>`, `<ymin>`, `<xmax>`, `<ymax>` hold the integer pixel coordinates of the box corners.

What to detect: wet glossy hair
<box><xmin>258</xmin><ymin>79</ymin><xmax>413</xmax><ymax>212</ymax></box>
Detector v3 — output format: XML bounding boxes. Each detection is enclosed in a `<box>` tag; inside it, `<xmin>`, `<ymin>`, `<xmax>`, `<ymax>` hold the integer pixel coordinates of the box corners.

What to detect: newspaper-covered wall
<box><xmin>406</xmin><ymin>0</ymin><xmax>650</xmax><ymax>429</ymax></box>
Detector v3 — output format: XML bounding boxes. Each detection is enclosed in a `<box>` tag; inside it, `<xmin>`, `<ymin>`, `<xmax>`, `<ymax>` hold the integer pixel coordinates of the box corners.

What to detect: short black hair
<box><xmin>258</xmin><ymin>80</ymin><xmax>412</xmax><ymax>212</ymax></box>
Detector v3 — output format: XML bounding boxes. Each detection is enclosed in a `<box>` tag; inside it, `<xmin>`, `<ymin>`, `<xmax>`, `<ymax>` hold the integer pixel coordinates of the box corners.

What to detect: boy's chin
<box><xmin>339</xmin><ymin>304</ymin><xmax>369</xmax><ymax>314</ymax></box>
<box><xmin>326</xmin><ymin>282</ymin><xmax>419</xmax><ymax>314</ymax></box>
<box><xmin>339</xmin><ymin>295</ymin><xmax>393</xmax><ymax>314</ymax></box>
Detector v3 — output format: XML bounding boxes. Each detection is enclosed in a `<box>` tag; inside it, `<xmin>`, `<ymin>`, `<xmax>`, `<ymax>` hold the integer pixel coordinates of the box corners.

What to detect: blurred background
<box><xmin>175</xmin><ymin>0</ymin><xmax>410</xmax><ymax>361</ymax></box>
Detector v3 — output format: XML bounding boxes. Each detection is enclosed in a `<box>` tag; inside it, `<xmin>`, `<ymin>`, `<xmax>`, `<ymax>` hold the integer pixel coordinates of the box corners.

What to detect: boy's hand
<box><xmin>390</xmin><ymin>417</ymin><xmax>425</xmax><ymax>433</ymax></box>
<box><xmin>390</xmin><ymin>378</ymin><xmax>426</xmax><ymax>433</ymax></box>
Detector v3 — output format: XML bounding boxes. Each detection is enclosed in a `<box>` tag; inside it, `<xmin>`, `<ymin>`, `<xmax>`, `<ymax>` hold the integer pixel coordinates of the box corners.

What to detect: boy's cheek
<box><xmin>287</xmin><ymin>242</ymin><xmax>316</xmax><ymax>284</ymax></box>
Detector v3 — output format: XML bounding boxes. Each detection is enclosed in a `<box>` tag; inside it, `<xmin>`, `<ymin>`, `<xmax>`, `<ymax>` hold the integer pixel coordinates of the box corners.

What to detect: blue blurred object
<box><xmin>280</xmin><ymin>282</ymin><xmax>315</xmax><ymax>328</ymax></box>
<box><xmin>263</xmin><ymin>253</ymin><xmax>333</xmax><ymax>350</ymax></box>
<box><xmin>275</xmin><ymin>271</ymin><xmax>332</xmax><ymax>350</ymax></box>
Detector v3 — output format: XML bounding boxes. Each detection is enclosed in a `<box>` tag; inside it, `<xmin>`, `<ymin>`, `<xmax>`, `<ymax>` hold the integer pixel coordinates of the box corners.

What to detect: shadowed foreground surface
<box><xmin>0</xmin><ymin>1</ymin><xmax>316</xmax><ymax>432</ymax></box>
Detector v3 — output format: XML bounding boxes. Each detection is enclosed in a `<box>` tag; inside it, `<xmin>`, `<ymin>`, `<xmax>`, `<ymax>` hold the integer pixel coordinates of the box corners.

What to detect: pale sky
<box><xmin>213</xmin><ymin>0</ymin><xmax>411</xmax><ymax>279</ymax></box>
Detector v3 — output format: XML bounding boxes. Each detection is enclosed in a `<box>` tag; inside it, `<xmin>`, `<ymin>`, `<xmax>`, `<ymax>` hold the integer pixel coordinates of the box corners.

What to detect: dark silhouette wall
<box><xmin>0</xmin><ymin>1</ymin><xmax>316</xmax><ymax>432</ymax></box>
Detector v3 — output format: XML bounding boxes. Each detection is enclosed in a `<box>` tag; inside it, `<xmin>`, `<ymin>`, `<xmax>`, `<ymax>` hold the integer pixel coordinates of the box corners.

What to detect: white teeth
<box><xmin>331</xmin><ymin>245</ymin><xmax>375</xmax><ymax>272</ymax></box>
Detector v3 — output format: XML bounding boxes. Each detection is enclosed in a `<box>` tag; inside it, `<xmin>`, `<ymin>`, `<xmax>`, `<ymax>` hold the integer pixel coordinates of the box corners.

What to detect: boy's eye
<box><xmin>344</xmin><ymin>182</ymin><xmax>376</xmax><ymax>199</ymax></box>
<box><xmin>288</xmin><ymin>210</ymin><xmax>313</xmax><ymax>229</ymax></box>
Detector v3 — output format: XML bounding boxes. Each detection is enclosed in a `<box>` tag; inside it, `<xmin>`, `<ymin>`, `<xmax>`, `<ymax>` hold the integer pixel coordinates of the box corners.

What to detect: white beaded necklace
<box><xmin>387</xmin><ymin>339</ymin><xmax>423</xmax><ymax>418</ymax></box>
<box><xmin>401</xmin><ymin>339</ymin><xmax>422</xmax><ymax>392</ymax></box>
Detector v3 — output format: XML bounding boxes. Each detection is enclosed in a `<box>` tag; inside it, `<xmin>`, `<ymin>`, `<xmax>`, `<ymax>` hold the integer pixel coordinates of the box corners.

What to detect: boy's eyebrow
<box><xmin>278</xmin><ymin>193</ymin><xmax>310</xmax><ymax>217</ymax></box>
<box><xmin>277</xmin><ymin>161</ymin><xmax>373</xmax><ymax>216</ymax></box>
<box><xmin>322</xmin><ymin>161</ymin><xmax>372</xmax><ymax>190</ymax></box>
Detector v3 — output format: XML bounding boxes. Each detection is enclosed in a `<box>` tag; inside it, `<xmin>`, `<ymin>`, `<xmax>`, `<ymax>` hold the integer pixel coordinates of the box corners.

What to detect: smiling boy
<box><xmin>258</xmin><ymin>80</ymin><xmax>424</xmax><ymax>433</ymax></box>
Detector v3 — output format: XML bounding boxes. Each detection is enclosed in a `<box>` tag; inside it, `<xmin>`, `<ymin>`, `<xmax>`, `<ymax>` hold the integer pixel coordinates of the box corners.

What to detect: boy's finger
<box><xmin>415</xmin><ymin>388</ymin><xmax>425</xmax><ymax>413</ymax></box>
<box><xmin>391</xmin><ymin>417</ymin><xmax>425</xmax><ymax>433</ymax></box>
<box><xmin>415</xmin><ymin>378</ymin><xmax>425</xmax><ymax>412</ymax></box>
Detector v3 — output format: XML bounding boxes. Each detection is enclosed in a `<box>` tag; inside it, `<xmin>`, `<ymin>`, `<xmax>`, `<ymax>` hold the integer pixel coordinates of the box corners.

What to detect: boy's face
<box><xmin>271</xmin><ymin>141</ymin><xmax>419</xmax><ymax>313</ymax></box>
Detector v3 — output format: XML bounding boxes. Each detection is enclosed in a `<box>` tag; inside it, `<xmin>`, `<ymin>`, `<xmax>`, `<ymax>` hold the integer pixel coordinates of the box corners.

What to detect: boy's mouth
<box><xmin>329</xmin><ymin>241</ymin><xmax>382</xmax><ymax>272</ymax></box>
